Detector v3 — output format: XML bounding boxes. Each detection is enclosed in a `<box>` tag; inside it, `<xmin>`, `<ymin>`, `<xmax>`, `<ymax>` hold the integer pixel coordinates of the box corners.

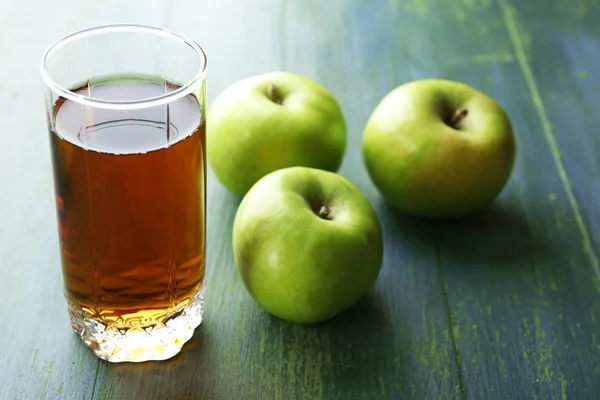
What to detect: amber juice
<box><xmin>49</xmin><ymin>76</ymin><xmax>205</xmax><ymax>333</ymax></box>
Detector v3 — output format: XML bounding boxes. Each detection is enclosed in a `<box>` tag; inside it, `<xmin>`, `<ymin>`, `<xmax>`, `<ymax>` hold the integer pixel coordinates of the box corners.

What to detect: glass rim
<box><xmin>40</xmin><ymin>24</ymin><xmax>207</xmax><ymax>110</ymax></box>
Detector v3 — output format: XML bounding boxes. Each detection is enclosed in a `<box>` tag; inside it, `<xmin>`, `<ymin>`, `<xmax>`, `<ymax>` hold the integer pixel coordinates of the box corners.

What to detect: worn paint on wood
<box><xmin>0</xmin><ymin>0</ymin><xmax>599</xmax><ymax>399</ymax></box>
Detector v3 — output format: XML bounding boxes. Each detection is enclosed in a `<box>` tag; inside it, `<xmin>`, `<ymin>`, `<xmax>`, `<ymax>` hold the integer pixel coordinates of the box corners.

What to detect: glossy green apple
<box><xmin>208</xmin><ymin>72</ymin><xmax>347</xmax><ymax>196</ymax></box>
<box><xmin>362</xmin><ymin>79</ymin><xmax>516</xmax><ymax>217</ymax></box>
<box><xmin>232</xmin><ymin>167</ymin><xmax>383</xmax><ymax>323</ymax></box>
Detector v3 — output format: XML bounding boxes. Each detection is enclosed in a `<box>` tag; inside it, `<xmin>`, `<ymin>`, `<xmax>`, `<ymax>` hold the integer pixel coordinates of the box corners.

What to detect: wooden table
<box><xmin>2</xmin><ymin>0</ymin><xmax>599</xmax><ymax>398</ymax></box>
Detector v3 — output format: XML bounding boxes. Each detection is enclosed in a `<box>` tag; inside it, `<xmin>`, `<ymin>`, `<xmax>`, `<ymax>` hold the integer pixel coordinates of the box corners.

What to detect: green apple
<box><xmin>208</xmin><ymin>72</ymin><xmax>347</xmax><ymax>196</ymax></box>
<box><xmin>232</xmin><ymin>167</ymin><xmax>383</xmax><ymax>323</ymax></box>
<box><xmin>362</xmin><ymin>79</ymin><xmax>516</xmax><ymax>217</ymax></box>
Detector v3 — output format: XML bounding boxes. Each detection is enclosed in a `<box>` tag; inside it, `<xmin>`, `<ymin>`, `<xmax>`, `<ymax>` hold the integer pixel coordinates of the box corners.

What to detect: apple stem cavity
<box><xmin>317</xmin><ymin>205</ymin><xmax>331</xmax><ymax>220</ymax></box>
<box><xmin>448</xmin><ymin>108</ymin><xmax>468</xmax><ymax>129</ymax></box>
<box><xmin>267</xmin><ymin>83</ymin><xmax>284</xmax><ymax>105</ymax></box>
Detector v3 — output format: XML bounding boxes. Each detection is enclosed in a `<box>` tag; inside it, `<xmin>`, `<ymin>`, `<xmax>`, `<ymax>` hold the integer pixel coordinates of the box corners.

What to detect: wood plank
<box><xmin>496</xmin><ymin>0</ymin><xmax>600</xmax><ymax>396</ymax></box>
<box><xmin>501</xmin><ymin>0</ymin><xmax>600</xmax><ymax>279</ymax></box>
<box><xmin>379</xmin><ymin>0</ymin><xmax>600</xmax><ymax>398</ymax></box>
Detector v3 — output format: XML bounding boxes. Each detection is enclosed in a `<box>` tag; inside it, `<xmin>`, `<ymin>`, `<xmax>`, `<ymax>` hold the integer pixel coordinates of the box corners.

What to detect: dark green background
<box><xmin>1</xmin><ymin>0</ymin><xmax>599</xmax><ymax>398</ymax></box>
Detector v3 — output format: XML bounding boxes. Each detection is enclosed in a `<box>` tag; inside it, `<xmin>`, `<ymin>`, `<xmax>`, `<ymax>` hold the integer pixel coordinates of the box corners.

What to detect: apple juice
<box><xmin>49</xmin><ymin>76</ymin><xmax>206</xmax><ymax>330</ymax></box>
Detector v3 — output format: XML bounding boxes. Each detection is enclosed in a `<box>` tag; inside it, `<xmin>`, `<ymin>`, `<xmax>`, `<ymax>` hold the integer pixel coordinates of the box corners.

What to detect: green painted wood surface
<box><xmin>1</xmin><ymin>0</ymin><xmax>599</xmax><ymax>399</ymax></box>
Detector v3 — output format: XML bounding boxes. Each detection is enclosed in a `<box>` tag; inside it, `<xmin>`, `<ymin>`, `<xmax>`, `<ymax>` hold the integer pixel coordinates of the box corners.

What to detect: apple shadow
<box><xmin>377</xmin><ymin>198</ymin><xmax>544</xmax><ymax>276</ymax></box>
<box><xmin>258</xmin><ymin>293</ymin><xmax>396</xmax><ymax>397</ymax></box>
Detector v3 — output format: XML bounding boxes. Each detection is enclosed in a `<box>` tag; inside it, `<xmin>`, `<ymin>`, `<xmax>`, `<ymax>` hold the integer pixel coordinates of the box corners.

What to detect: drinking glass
<box><xmin>41</xmin><ymin>24</ymin><xmax>207</xmax><ymax>362</ymax></box>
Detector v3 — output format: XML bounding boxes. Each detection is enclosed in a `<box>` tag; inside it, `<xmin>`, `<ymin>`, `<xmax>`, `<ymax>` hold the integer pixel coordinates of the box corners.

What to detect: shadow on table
<box><xmin>378</xmin><ymin>197</ymin><xmax>546</xmax><ymax>276</ymax></box>
<box><xmin>263</xmin><ymin>293</ymin><xmax>394</xmax><ymax>398</ymax></box>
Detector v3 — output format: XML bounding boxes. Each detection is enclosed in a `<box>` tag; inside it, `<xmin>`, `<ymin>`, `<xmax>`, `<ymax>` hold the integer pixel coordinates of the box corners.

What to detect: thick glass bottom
<box><xmin>67</xmin><ymin>288</ymin><xmax>204</xmax><ymax>363</ymax></box>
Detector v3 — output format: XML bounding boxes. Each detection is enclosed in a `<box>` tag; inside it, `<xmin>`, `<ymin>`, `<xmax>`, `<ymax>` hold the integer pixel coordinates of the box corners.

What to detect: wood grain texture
<box><xmin>0</xmin><ymin>0</ymin><xmax>599</xmax><ymax>399</ymax></box>
<box><xmin>502</xmin><ymin>0</ymin><xmax>600</xmax><ymax>269</ymax></box>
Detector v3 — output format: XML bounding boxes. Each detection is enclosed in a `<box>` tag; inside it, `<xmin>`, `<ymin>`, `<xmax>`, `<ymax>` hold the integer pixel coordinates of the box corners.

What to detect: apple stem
<box><xmin>448</xmin><ymin>108</ymin><xmax>468</xmax><ymax>128</ymax></box>
<box><xmin>267</xmin><ymin>83</ymin><xmax>284</xmax><ymax>105</ymax></box>
<box><xmin>317</xmin><ymin>205</ymin><xmax>331</xmax><ymax>220</ymax></box>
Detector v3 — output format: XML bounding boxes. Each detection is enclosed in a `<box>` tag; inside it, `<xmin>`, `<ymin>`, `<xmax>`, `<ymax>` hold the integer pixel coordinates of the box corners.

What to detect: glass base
<box><xmin>68</xmin><ymin>289</ymin><xmax>204</xmax><ymax>363</ymax></box>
